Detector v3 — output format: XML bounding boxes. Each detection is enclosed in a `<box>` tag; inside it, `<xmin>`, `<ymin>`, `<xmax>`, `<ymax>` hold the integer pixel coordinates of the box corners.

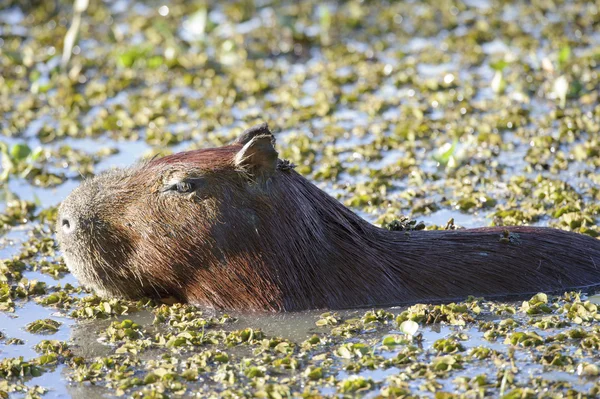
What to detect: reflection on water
<box><xmin>0</xmin><ymin>301</ymin><xmax>73</xmax><ymax>360</ymax></box>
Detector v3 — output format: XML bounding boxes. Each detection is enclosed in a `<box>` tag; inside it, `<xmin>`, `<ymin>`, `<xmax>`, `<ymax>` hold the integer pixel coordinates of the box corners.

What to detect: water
<box><xmin>1</xmin><ymin>0</ymin><xmax>600</xmax><ymax>397</ymax></box>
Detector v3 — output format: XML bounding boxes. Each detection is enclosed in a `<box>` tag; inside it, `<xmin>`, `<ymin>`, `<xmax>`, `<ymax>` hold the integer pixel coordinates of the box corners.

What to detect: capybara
<box><xmin>57</xmin><ymin>123</ymin><xmax>600</xmax><ymax>311</ymax></box>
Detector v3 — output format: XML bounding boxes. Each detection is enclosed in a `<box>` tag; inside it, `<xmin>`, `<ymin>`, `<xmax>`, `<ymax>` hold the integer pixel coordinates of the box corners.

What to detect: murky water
<box><xmin>2</xmin><ymin>0</ymin><xmax>600</xmax><ymax>397</ymax></box>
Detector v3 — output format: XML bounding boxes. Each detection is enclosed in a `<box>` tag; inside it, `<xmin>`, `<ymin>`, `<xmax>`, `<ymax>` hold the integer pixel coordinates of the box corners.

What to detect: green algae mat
<box><xmin>1</xmin><ymin>0</ymin><xmax>600</xmax><ymax>397</ymax></box>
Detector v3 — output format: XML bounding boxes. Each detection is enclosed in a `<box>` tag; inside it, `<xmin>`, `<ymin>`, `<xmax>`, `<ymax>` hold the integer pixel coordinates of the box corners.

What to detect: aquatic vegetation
<box><xmin>25</xmin><ymin>318</ymin><xmax>61</xmax><ymax>334</ymax></box>
<box><xmin>1</xmin><ymin>0</ymin><xmax>600</xmax><ymax>396</ymax></box>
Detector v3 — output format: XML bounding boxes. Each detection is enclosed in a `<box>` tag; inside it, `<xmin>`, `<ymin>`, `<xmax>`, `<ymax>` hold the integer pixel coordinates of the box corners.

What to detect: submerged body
<box><xmin>57</xmin><ymin>124</ymin><xmax>600</xmax><ymax>311</ymax></box>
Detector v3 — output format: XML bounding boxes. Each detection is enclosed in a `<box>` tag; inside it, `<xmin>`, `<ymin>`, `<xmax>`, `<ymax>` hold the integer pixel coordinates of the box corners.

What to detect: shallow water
<box><xmin>1</xmin><ymin>0</ymin><xmax>600</xmax><ymax>397</ymax></box>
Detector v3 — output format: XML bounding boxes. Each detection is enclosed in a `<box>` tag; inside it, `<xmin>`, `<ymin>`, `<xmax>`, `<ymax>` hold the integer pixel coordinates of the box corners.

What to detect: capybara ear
<box><xmin>235</xmin><ymin>122</ymin><xmax>273</xmax><ymax>145</ymax></box>
<box><xmin>234</xmin><ymin>134</ymin><xmax>278</xmax><ymax>178</ymax></box>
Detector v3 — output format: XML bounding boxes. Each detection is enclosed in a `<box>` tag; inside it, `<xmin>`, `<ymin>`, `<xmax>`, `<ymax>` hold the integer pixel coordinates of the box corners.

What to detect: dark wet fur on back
<box><xmin>218</xmin><ymin>168</ymin><xmax>600</xmax><ymax>310</ymax></box>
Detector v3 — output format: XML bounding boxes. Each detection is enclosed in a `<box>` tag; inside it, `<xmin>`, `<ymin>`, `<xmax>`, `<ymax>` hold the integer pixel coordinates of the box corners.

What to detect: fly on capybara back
<box><xmin>56</xmin><ymin>123</ymin><xmax>600</xmax><ymax>311</ymax></box>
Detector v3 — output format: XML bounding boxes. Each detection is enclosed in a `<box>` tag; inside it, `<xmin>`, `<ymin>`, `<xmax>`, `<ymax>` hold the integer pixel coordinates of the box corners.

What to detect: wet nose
<box><xmin>60</xmin><ymin>214</ymin><xmax>76</xmax><ymax>235</ymax></box>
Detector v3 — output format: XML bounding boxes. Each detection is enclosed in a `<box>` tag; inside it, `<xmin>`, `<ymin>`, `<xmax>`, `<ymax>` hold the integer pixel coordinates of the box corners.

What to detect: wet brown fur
<box><xmin>57</xmin><ymin>124</ymin><xmax>600</xmax><ymax>311</ymax></box>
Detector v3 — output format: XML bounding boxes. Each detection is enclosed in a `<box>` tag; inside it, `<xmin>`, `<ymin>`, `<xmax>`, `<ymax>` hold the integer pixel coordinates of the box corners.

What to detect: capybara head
<box><xmin>57</xmin><ymin>123</ymin><xmax>293</xmax><ymax>308</ymax></box>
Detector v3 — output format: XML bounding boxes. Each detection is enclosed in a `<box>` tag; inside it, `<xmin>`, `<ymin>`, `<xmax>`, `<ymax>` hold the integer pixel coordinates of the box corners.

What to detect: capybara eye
<box><xmin>163</xmin><ymin>178</ymin><xmax>204</xmax><ymax>195</ymax></box>
<box><xmin>175</xmin><ymin>181</ymin><xmax>193</xmax><ymax>193</ymax></box>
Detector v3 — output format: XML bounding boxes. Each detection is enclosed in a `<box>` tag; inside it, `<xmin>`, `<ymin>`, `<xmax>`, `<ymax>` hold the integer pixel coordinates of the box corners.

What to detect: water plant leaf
<box><xmin>399</xmin><ymin>320</ymin><xmax>419</xmax><ymax>337</ymax></box>
<box><xmin>553</xmin><ymin>75</ymin><xmax>569</xmax><ymax>108</ymax></box>
<box><xmin>491</xmin><ymin>70</ymin><xmax>506</xmax><ymax>94</ymax></box>
<box><xmin>10</xmin><ymin>144</ymin><xmax>31</xmax><ymax>161</ymax></box>
<box><xmin>25</xmin><ymin>319</ymin><xmax>62</xmax><ymax>334</ymax></box>
<box><xmin>558</xmin><ymin>46</ymin><xmax>571</xmax><ymax>70</ymax></box>
<box><xmin>588</xmin><ymin>295</ymin><xmax>600</xmax><ymax>305</ymax></box>
<box><xmin>490</xmin><ymin>59</ymin><xmax>509</xmax><ymax>71</ymax></box>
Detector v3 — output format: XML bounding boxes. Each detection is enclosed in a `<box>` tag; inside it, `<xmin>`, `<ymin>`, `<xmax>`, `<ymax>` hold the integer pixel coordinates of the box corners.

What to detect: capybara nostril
<box><xmin>61</xmin><ymin>216</ymin><xmax>75</xmax><ymax>235</ymax></box>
